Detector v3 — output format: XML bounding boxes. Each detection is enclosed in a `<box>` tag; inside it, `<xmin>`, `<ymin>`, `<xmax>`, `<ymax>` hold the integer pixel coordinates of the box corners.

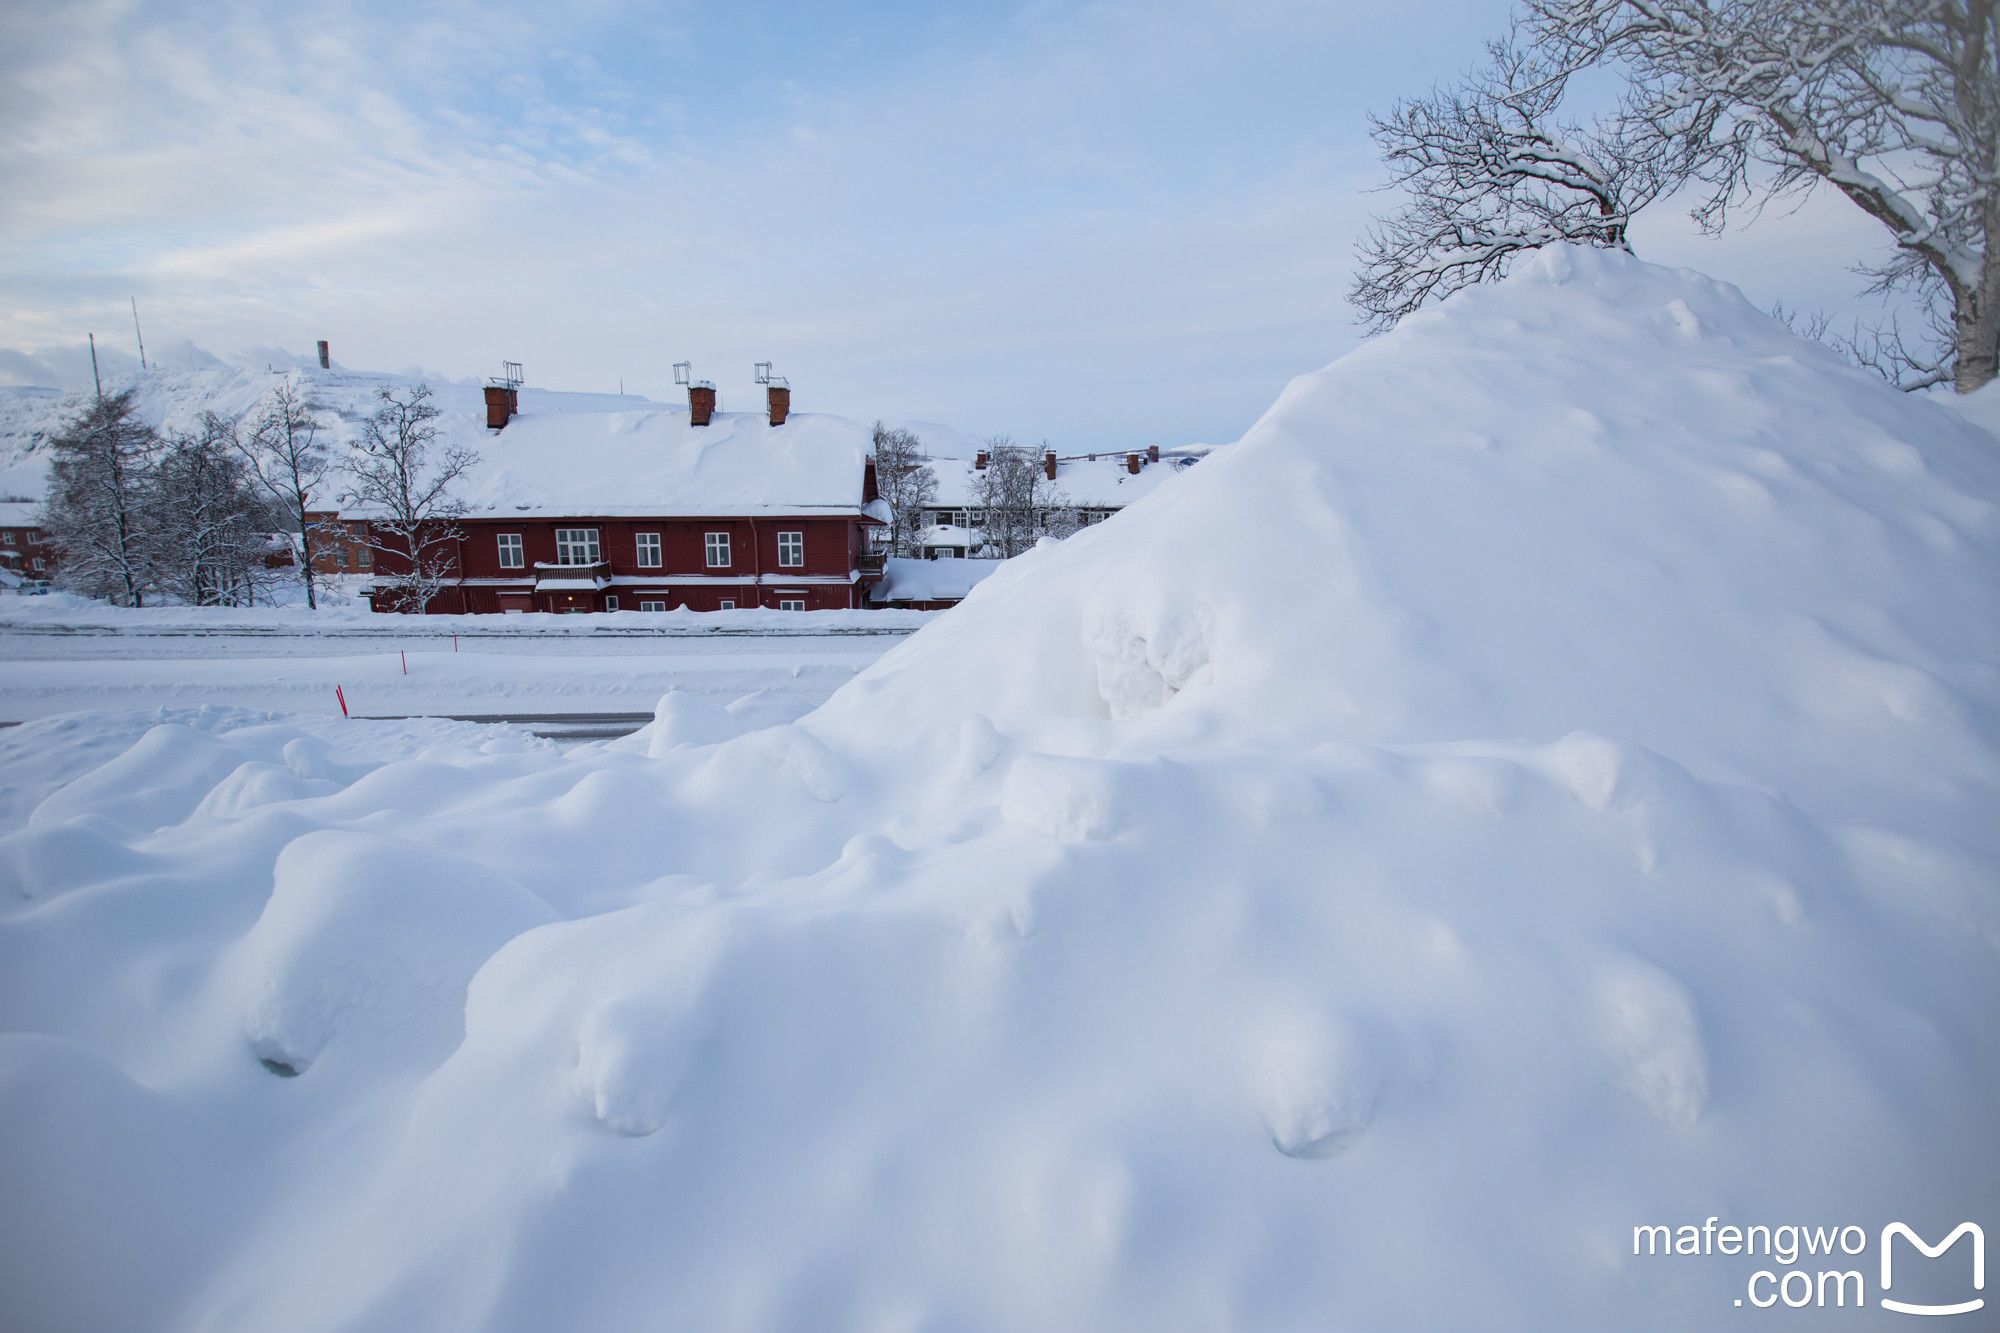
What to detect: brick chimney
<box><xmin>975</xmin><ymin>450</ymin><xmax>989</xmax><ymax>470</ymax></box>
<box><xmin>1126</xmin><ymin>452</ymin><xmax>1141</xmax><ymax>475</ymax></box>
<box><xmin>1146</xmin><ymin>445</ymin><xmax>1160</xmax><ymax>463</ymax></box>
<box><xmin>1044</xmin><ymin>450</ymin><xmax>1058</xmax><ymax>481</ymax></box>
<box><xmin>316</xmin><ymin>340</ymin><xmax>329</xmax><ymax>370</ymax></box>
<box><xmin>767</xmin><ymin>384</ymin><xmax>790</xmax><ymax>426</ymax></box>
<box><xmin>483</xmin><ymin>385</ymin><xmax>517</xmax><ymax>429</ymax></box>
<box><xmin>689</xmin><ymin>384</ymin><xmax>716</xmax><ymax>426</ymax></box>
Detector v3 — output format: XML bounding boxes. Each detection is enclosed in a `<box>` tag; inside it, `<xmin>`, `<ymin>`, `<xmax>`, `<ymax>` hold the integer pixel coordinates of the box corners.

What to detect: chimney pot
<box><xmin>1045</xmin><ymin>450</ymin><xmax>1058</xmax><ymax>481</ymax></box>
<box><xmin>767</xmin><ymin>384</ymin><xmax>791</xmax><ymax>426</ymax></box>
<box><xmin>317</xmin><ymin>340</ymin><xmax>330</xmax><ymax>369</ymax></box>
<box><xmin>1126</xmin><ymin>452</ymin><xmax>1141</xmax><ymax>475</ymax></box>
<box><xmin>688</xmin><ymin>384</ymin><xmax>716</xmax><ymax>426</ymax></box>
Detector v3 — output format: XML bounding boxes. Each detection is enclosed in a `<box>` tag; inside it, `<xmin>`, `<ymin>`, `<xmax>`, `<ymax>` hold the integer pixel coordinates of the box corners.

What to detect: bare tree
<box><xmin>152</xmin><ymin>413</ymin><xmax>276</xmax><ymax>607</ymax></box>
<box><xmin>341</xmin><ymin>383</ymin><xmax>479</xmax><ymax>614</ymax></box>
<box><xmin>871</xmin><ymin>421</ymin><xmax>938</xmax><ymax>557</ymax></box>
<box><xmin>240</xmin><ymin>383</ymin><xmax>332</xmax><ymax>608</ymax></box>
<box><xmin>1526</xmin><ymin>0</ymin><xmax>2000</xmax><ymax>392</ymax></box>
<box><xmin>968</xmin><ymin>438</ymin><xmax>1071</xmax><ymax>559</ymax></box>
<box><xmin>40</xmin><ymin>390</ymin><xmax>160</xmax><ymax>606</ymax></box>
<box><xmin>1353</xmin><ymin>35</ymin><xmax>1680</xmax><ymax>329</ymax></box>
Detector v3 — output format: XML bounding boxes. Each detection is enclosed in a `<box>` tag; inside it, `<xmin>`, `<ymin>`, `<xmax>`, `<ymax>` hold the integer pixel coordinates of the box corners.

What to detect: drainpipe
<box><xmin>749</xmin><ymin>517</ymin><xmax>764</xmax><ymax>608</ymax></box>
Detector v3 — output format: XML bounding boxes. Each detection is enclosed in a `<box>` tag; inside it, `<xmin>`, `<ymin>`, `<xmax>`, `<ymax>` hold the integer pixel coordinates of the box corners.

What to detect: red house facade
<box><xmin>344</xmin><ymin>403</ymin><xmax>888</xmax><ymax>614</ymax></box>
<box><xmin>441</xmin><ymin>512</ymin><xmax>879</xmax><ymax>613</ymax></box>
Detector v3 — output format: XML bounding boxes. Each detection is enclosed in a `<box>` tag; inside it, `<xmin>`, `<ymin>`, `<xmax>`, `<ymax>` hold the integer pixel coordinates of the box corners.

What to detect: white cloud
<box><xmin>1</xmin><ymin>0</ymin><xmax>1939</xmax><ymax>445</ymax></box>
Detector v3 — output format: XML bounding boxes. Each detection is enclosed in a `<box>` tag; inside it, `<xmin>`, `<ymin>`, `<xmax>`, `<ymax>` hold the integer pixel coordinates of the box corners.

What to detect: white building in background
<box><xmin>905</xmin><ymin>435</ymin><xmax>1214</xmax><ymax>558</ymax></box>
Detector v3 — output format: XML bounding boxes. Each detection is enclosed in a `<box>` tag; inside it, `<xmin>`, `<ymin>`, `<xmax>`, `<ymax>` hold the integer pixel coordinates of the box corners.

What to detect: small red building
<box><xmin>0</xmin><ymin>504</ymin><xmax>53</xmax><ymax>584</ymax></box>
<box><xmin>345</xmin><ymin>404</ymin><xmax>887</xmax><ymax>613</ymax></box>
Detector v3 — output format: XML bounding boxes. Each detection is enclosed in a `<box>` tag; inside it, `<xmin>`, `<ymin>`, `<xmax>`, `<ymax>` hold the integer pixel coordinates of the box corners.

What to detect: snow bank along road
<box><xmin>0</xmin><ymin>618</ymin><xmax>918</xmax><ymax>725</ymax></box>
<box><xmin>2</xmin><ymin>250</ymin><xmax>1994</xmax><ymax>1332</ymax></box>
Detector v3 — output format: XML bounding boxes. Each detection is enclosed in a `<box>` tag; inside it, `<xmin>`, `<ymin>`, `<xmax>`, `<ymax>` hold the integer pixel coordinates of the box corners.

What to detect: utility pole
<box><xmin>130</xmin><ymin>298</ymin><xmax>147</xmax><ymax>370</ymax></box>
<box><xmin>89</xmin><ymin>333</ymin><xmax>102</xmax><ymax>400</ymax></box>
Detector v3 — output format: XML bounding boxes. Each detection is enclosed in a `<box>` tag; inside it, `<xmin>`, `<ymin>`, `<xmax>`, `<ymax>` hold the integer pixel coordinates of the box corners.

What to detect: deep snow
<box><xmin>1</xmin><ymin>247</ymin><xmax>1995</xmax><ymax>1331</ymax></box>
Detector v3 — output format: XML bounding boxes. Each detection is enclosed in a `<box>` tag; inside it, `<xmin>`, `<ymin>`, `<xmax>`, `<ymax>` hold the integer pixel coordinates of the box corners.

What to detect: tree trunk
<box><xmin>1956</xmin><ymin>217</ymin><xmax>2000</xmax><ymax>393</ymax></box>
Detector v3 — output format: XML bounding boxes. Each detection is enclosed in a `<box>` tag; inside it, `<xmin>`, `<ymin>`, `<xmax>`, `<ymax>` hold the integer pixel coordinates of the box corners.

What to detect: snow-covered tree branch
<box><xmin>1524</xmin><ymin>0</ymin><xmax>2000</xmax><ymax>391</ymax></box>
<box><xmin>240</xmin><ymin>384</ymin><xmax>332</xmax><ymax>609</ymax></box>
<box><xmin>1352</xmin><ymin>36</ymin><xmax>1681</xmax><ymax>330</ymax></box>
<box><xmin>342</xmin><ymin>383</ymin><xmax>479</xmax><ymax>614</ymax></box>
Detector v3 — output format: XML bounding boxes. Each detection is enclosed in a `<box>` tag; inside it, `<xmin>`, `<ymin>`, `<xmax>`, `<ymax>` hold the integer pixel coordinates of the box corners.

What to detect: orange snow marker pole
<box><xmin>335</xmin><ymin>685</ymin><xmax>349</xmax><ymax>717</ymax></box>
<box><xmin>401</xmin><ymin>650</ymin><xmax>408</xmax><ymax>675</ymax></box>
<box><xmin>453</xmin><ymin>634</ymin><xmax>458</xmax><ymax>652</ymax></box>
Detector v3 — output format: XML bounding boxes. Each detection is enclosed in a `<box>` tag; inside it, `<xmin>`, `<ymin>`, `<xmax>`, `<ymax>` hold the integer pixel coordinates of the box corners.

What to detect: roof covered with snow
<box><xmin>871</xmin><ymin>554</ymin><xmax>1000</xmax><ymax>603</ymax></box>
<box><xmin>450</xmin><ymin>409</ymin><xmax>870</xmax><ymax>519</ymax></box>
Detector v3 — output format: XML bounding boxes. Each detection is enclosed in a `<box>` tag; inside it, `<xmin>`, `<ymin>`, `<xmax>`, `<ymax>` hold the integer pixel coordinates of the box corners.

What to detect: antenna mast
<box><xmin>130</xmin><ymin>298</ymin><xmax>147</xmax><ymax>371</ymax></box>
<box><xmin>89</xmin><ymin>333</ymin><xmax>103</xmax><ymax>400</ymax></box>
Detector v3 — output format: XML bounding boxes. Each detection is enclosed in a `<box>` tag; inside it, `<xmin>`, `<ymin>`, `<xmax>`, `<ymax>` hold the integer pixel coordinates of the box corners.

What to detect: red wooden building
<box><xmin>341</xmin><ymin>396</ymin><xmax>888</xmax><ymax>613</ymax></box>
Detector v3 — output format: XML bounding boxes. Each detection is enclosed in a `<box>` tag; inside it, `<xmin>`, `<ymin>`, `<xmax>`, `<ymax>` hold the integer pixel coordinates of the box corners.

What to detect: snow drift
<box><xmin>2</xmin><ymin>247</ymin><xmax>1996</xmax><ymax>1332</ymax></box>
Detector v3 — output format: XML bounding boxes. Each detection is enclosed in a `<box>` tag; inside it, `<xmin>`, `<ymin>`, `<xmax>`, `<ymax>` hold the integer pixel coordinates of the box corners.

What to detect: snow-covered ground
<box><xmin>2</xmin><ymin>248</ymin><xmax>1996</xmax><ymax>1332</ymax></box>
<box><xmin>0</xmin><ymin>599</ymin><xmax>929</xmax><ymax>721</ymax></box>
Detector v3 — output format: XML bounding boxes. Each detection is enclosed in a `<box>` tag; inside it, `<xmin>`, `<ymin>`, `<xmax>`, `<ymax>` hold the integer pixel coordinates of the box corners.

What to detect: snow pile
<box><xmin>870</xmin><ymin>553</ymin><xmax>1001</xmax><ymax>603</ymax></box>
<box><xmin>2</xmin><ymin>247</ymin><xmax>1996</xmax><ymax>1331</ymax></box>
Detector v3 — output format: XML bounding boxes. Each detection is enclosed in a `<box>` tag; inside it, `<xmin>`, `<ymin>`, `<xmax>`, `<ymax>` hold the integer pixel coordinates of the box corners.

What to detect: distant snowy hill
<box><xmin>1</xmin><ymin>247</ymin><xmax>1994</xmax><ymax>1331</ymax></box>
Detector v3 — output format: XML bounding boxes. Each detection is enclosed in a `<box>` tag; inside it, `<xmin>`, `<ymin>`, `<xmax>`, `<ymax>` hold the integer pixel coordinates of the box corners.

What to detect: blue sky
<box><xmin>0</xmin><ymin>0</ymin><xmax>1917</xmax><ymax>448</ymax></box>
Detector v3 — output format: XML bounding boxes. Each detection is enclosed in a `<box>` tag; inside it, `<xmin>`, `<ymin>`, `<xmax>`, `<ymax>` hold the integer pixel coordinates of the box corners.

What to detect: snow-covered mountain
<box><xmin>0</xmin><ymin>368</ymin><xmax>680</xmax><ymax>505</ymax></box>
<box><xmin>1</xmin><ymin>247</ymin><xmax>1994</xmax><ymax>1331</ymax></box>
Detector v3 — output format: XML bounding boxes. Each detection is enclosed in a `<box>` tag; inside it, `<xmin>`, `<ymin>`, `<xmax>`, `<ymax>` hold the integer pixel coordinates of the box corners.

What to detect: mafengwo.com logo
<box><xmin>1631</xmin><ymin>1219</ymin><xmax>1984</xmax><ymax>1316</ymax></box>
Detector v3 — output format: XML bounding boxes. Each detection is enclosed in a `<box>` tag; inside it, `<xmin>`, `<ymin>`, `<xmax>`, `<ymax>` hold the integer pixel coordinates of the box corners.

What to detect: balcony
<box><xmin>857</xmin><ymin>551</ymin><xmax>886</xmax><ymax>575</ymax></box>
<box><xmin>534</xmin><ymin>560</ymin><xmax>611</xmax><ymax>591</ymax></box>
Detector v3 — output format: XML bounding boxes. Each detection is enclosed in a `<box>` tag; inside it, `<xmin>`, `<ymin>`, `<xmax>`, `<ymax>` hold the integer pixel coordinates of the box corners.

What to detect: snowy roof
<box><xmin>917</xmin><ymin>448</ymin><xmax>1192</xmax><ymax>509</ymax></box>
<box><xmin>0</xmin><ymin>502</ymin><xmax>39</xmax><ymax>528</ymax></box>
<box><xmin>871</xmin><ymin>554</ymin><xmax>1000</xmax><ymax>603</ymax></box>
<box><xmin>447</xmin><ymin>409</ymin><xmax>873</xmax><ymax>520</ymax></box>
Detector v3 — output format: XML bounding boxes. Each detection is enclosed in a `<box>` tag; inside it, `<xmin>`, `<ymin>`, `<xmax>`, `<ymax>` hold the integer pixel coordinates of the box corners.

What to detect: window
<box><xmin>603</xmin><ymin>595</ymin><xmax>619</xmax><ymax>611</ymax></box>
<box><xmin>337</xmin><ymin>548</ymin><xmax>350</xmax><ymax>569</ymax></box>
<box><xmin>497</xmin><ymin>533</ymin><xmax>523</xmax><ymax>569</ymax></box>
<box><xmin>636</xmin><ymin>532</ymin><xmax>662</xmax><ymax>568</ymax></box>
<box><xmin>705</xmin><ymin>532</ymin><xmax>731</xmax><ymax>568</ymax></box>
<box><xmin>1</xmin><ymin>531</ymin><xmax>14</xmax><ymax>546</ymax></box>
<box><xmin>717</xmin><ymin>598</ymin><xmax>735</xmax><ymax>610</ymax></box>
<box><xmin>355</xmin><ymin>545</ymin><xmax>371</xmax><ymax>567</ymax></box>
<box><xmin>555</xmin><ymin>528</ymin><xmax>601</xmax><ymax>565</ymax></box>
<box><xmin>639</xmin><ymin>599</ymin><xmax>667</xmax><ymax>612</ymax></box>
<box><xmin>779</xmin><ymin>599</ymin><xmax>805</xmax><ymax>612</ymax></box>
<box><xmin>31</xmin><ymin>557</ymin><xmax>45</xmax><ymax>571</ymax></box>
<box><xmin>777</xmin><ymin>530</ymin><xmax>804</xmax><ymax>567</ymax></box>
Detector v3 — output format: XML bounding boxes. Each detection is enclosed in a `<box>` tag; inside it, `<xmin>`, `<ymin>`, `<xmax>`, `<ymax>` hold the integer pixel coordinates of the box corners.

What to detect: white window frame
<box><xmin>705</xmin><ymin>532</ymin><xmax>731</xmax><ymax>568</ymax></box>
<box><xmin>355</xmin><ymin>544</ymin><xmax>371</xmax><ymax>567</ymax></box>
<box><xmin>635</xmin><ymin>532</ymin><xmax>662</xmax><ymax>568</ymax></box>
<box><xmin>555</xmin><ymin>528</ymin><xmax>601</xmax><ymax>565</ymax></box>
<box><xmin>717</xmin><ymin>598</ymin><xmax>735</xmax><ymax>610</ymax></box>
<box><xmin>638</xmin><ymin>599</ymin><xmax>667</xmax><ymax>612</ymax></box>
<box><xmin>603</xmin><ymin>595</ymin><xmax>619</xmax><ymax>611</ymax></box>
<box><xmin>778</xmin><ymin>598</ymin><xmax>805</xmax><ymax>612</ymax></box>
<box><xmin>777</xmin><ymin>530</ymin><xmax>804</xmax><ymax>567</ymax></box>
<box><xmin>497</xmin><ymin>533</ymin><xmax>524</xmax><ymax>569</ymax></box>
